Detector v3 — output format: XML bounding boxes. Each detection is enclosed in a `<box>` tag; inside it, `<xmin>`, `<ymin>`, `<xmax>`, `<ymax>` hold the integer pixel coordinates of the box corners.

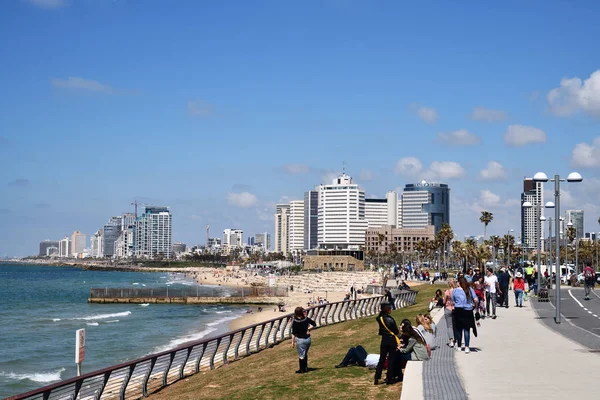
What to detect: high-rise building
<box><xmin>365</xmin><ymin>199</ymin><xmax>388</xmax><ymax>228</ymax></box>
<box><xmin>254</xmin><ymin>232</ymin><xmax>271</xmax><ymax>250</ymax></box>
<box><xmin>136</xmin><ymin>206</ymin><xmax>172</xmax><ymax>259</ymax></box>
<box><xmin>247</xmin><ymin>237</ymin><xmax>255</xmax><ymax>246</ymax></box>
<box><xmin>39</xmin><ymin>240</ymin><xmax>59</xmax><ymax>257</ymax></box>
<box><xmin>71</xmin><ymin>231</ymin><xmax>86</xmax><ymax>256</ymax></box>
<box><xmin>90</xmin><ymin>230</ymin><xmax>103</xmax><ymax>258</ymax></box>
<box><xmin>565</xmin><ymin>210</ymin><xmax>584</xmax><ymax>239</ymax></box>
<box><xmin>275</xmin><ymin>204</ymin><xmax>290</xmax><ymax>254</ymax></box>
<box><xmin>223</xmin><ymin>229</ymin><xmax>243</xmax><ymax>248</ymax></box>
<box><xmin>303</xmin><ymin>190</ymin><xmax>319</xmax><ymax>250</ymax></box>
<box><xmin>172</xmin><ymin>242</ymin><xmax>187</xmax><ymax>254</ymax></box>
<box><xmin>289</xmin><ymin>200</ymin><xmax>305</xmax><ymax>252</ymax></box>
<box><xmin>58</xmin><ymin>236</ymin><xmax>71</xmax><ymax>258</ymax></box>
<box><xmin>103</xmin><ymin>216</ymin><xmax>123</xmax><ymax>258</ymax></box>
<box><xmin>317</xmin><ymin>173</ymin><xmax>368</xmax><ymax>249</ymax></box>
<box><xmin>521</xmin><ymin>178</ymin><xmax>544</xmax><ymax>251</ymax></box>
<box><xmin>115</xmin><ymin>227</ymin><xmax>135</xmax><ymax>258</ymax></box>
<box><xmin>401</xmin><ymin>181</ymin><xmax>450</xmax><ymax>233</ymax></box>
<box><xmin>207</xmin><ymin>237</ymin><xmax>222</xmax><ymax>249</ymax></box>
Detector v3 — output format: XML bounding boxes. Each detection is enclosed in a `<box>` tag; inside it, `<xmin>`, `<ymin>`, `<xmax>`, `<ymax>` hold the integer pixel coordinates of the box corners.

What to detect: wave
<box><xmin>0</xmin><ymin>368</ymin><xmax>65</xmax><ymax>383</ymax></box>
<box><xmin>52</xmin><ymin>318</ymin><xmax>61</xmax><ymax>322</ymax></box>
<box><xmin>141</xmin><ymin>284</ymin><xmax>146</xmax><ymax>287</ymax></box>
<box><xmin>86</xmin><ymin>322</ymin><xmax>99</xmax><ymax>326</ymax></box>
<box><xmin>132</xmin><ymin>283</ymin><xmax>139</xmax><ymax>285</ymax></box>
<box><xmin>140</xmin><ymin>304</ymin><xmax>150</xmax><ymax>307</ymax></box>
<box><xmin>105</xmin><ymin>320</ymin><xmax>119</xmax><ymax>323</ymax></box>
<box><xmin>206</xmin><ymin>315</ymin><xmax>239</xmax><ymax>327</ymax></box>
<box><xmin>215</xmin><ymin>310</ymin><xmax>232</xmax><ymax>314</ymax></box>
<box><xmin>152</xmin><ymin>328</ymin><xmax>217</xmax><ymax>353</ymax></box>
<box><xmin>71</xmin><ymin>311</ymin><xmax>132</xmax><ymax>321</ymax></box>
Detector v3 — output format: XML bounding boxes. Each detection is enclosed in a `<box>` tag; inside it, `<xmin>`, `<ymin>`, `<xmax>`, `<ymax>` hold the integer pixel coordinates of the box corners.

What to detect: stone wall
<box><xmin>303</xmin><ymin>255</ymin><xmax>364</xmax><ymax>271</ymax></box>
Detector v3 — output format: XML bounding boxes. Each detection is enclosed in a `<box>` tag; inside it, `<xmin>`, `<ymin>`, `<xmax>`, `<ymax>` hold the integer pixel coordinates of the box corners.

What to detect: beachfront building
<box><xmin>317</xmin><ymin>173</ymin><xmax>368</xmax><ymax>250</ymax></box>
<box><xmin>223</xmin><ymin>229</ymin><xmax>243</xmax><ymax>249</ymax></box>
<box><xmin>365</xmin><ymin>191</ymin><xmax>400</xmax><ymax>229</ymax></box>
<box><xmin>365</xmin><ymin>225</ymin><xmax>435</xmax><ymax>254</ymax></box>
<box><xmin>58</xmin><ymin>236</ymin><xmax>71</xmax><ymax>258</ymax></box>
<box><xmin>71</xmin><ymin>230</ymin><xmax>87</xmax><ymax>257</ymax></box>
<box><xmin>521</xmin><ymin>178</ymin><xmax>544</xmax><ymax>252</ymax></box>
<box><xmin>136</xmin><ymin>206</ymin><xmax>173</xmax><ymax>259</ymax></box>
<box><xmin>254</xmin><ymin>232</ymin><xmax>271</xmax><ymax>250</ymax></box>
<box><xmin>90</xmin><ymin>230</ymin><xmax>103</xmax><ymax>258</ymax></box>
<box><xmin>289</xmin><ymin>200</ymin><xmax>305</xmax><ymax>252</ymax></box>
<box><xmin>401</xmin><ymin>181</ymin><xmax>450</xmax><ymax>233</ymax></box>
<box><xmin>303</xmin><ymin>190</ymin><xmax>319</xmax><ymax>251</ymax></box>
<box><xmin>39</xmin><ymin>240</ymin><xmax>59</xmax><ymax>257</ymax></box>
<box><xmin>115</xmin><ymin>226</ymin><xmax>135</xmax><ymax>258</ymax></box>
<box><xmin>275</xmin><ymin>204</ymin><xmax>290</xmax><ymax>254</ymax></box>
<box><xmin>103</xmin><ymin>216</ymin><xmax>123</xmax><ymax>258</ymax></box>
<box><xmin>565</xmin><ymin>209</ymin><xmax>584</xmax><ymax>239</ymax></box>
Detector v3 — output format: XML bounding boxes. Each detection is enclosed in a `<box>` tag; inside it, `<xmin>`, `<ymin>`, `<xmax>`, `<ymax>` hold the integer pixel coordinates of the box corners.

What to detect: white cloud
<box><xmin>480</xmin><ymin>189</ymin><xmax>501</xmax><ymax>206</ymax></box>
<box><xmin>469</xmin><ymin>107</ymin><xmax>507</xmax><ymax>122</ymax></box>
<box><xmin>283</xmin><ymin>164</ymin><xmax>310</xmax><ymax>174</ymax></box>
<box><xmin>26</xmin><ymin>0</ymin><xmax>66</xmax><ymax>8</ymax></box>
<box><xmin>359</xmin><ymin>168</ymin><xmax>375</xmax><ymax>181</ymax></box>
<box><xmin>547</xmin><ymin>69</ymin><xmax>600</xmax><ymax>117</ymax></box>
<box><xmin>395</xmin><ymin>157</ymin><xmax>423</xmax><ymax>176</ymax></box>
<box><xmin>321</xmin><ymin>171</ymin><xmax>340</xmax><ymax>184</ymax></box>
<box><xmin>571</xmin><ymin>137</ymin><xmax>600</xmax><ymax>168</ymax></box>
<box><xmin>479</xmin><ymin>161</ymin><xmax>506</xmax><ymax>181</ymax></box>
<box><xmin>226</xmin><ymin>192</ymin><xmax>258</xmax><ymax>208</ymax></box>
<box><xmin>504</xmin><ymin>124</ymin><xmax>546</xmax><ymax>147</ymax></box>
<box><xmin>424</xmin><ymin>161</ymin><xmax>466</xmax><ymax>180</ymax></box>
<box><xmin>187</xmin><ymin>100</ymin><xmax>214</xmax><ymax>117</ymax></box>
<box><xmin>436</xmin><ymin>129</ymin><xmax>480</xmax><ymax>146</ymax></box>
<box><xmin>51</xmin><ymin>77</ymin><xmax>116</xmax><ymax>93</ymax></box>
<box><xmin>410</xmin><ymin>104</ymin><xmax>438</xmax><ymax>124</ymax></box>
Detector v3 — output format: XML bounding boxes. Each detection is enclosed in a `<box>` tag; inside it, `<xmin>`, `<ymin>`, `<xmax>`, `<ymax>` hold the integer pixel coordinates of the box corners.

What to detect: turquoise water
<box><xmin>0</xmin><ymin>264</ymin><xmax>246</xmax><ymax>399</ymax></box>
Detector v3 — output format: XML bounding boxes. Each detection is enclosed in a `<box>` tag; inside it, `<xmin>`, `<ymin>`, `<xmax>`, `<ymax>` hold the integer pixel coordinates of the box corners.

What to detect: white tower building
<box><xmin>275</xmin><ymin>204</ymin><xmax>290</xmax><ymax>254</ymax></box>
<box><xmin>288</xmin><ymin>200</ymin><xmax>305</xmax><ymax>252</ymax></box>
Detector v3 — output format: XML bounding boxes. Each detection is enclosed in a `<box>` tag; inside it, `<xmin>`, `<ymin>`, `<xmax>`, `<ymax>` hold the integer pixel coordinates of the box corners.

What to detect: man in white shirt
<box><xmin>335</xmin><ymin>345</ymin><xmax>380</xmax><ymax>369</ymax></box>
<box><xmin>484</xmin><ymin>267</ymin><xmax>500</xmax><ymax>319</ymax></box>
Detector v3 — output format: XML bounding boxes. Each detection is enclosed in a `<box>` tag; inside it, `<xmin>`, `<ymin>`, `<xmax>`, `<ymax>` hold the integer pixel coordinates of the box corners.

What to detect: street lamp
<box><xmin>534</xmin><ymin>171</ymin><xmax>583</xmax><ymax>324</ymax></box>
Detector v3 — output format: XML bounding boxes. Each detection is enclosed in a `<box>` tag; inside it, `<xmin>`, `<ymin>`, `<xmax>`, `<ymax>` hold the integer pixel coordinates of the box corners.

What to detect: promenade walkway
<box><xmin>454</xmin><ymin>299</ymin><xmax>599</xmax><ymax>399</ymax></box>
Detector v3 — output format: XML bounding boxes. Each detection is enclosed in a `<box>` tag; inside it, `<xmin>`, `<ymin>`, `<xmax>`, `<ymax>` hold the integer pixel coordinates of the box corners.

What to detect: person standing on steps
<box><xmin>583</xmin><ymin>264</ymin><xmax>596</xmax><ymax>300</ymax></box>
<box><xmin>291</xmin><ymin>307</ymin><xmax>316</xmax><ymax>374</ymax></box>
<box><xmin>374</xmin><ymin>302</ymin><xmax>400</xmax><ymax>386</ymax></box>
<box><xmin>484</xmin><ymin>267</ymin><xmax>499</xmax><ymax>319</ymax></box>
<box><xmin>513</xmin><ymin>272</ymin><xmax>526</xmax><ymax>307</ymax></box>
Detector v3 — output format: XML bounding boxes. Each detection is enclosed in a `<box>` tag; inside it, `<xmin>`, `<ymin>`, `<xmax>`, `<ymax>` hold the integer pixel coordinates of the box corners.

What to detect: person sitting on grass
<box><xmin>335</xmin><ymin>345</ymin><xmax>381</xmax><ymax>369</ymax></box>
<box><xmin>429</xmin><ymin>289</ymin><xmax>444</xmax><ymax>311</ymax></box>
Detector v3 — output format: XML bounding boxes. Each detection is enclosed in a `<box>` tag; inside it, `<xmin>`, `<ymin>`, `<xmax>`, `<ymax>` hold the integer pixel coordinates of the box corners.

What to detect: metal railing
<box><xmin>6</xmin><ymin>291</ymin><xmax>417</xmax><ymax>400</ymax></box>
<box><xmin>89</xmin><ymin>286</ymin><xmax>289</xmax><ymax>299</ymax></box>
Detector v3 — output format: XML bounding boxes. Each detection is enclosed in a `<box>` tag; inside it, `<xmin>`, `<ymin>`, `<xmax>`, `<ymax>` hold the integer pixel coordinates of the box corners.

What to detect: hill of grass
<box><xmin>149</xmin><ymin>284</ymin><xmax>438</xmax><ymax>400</ymax></box>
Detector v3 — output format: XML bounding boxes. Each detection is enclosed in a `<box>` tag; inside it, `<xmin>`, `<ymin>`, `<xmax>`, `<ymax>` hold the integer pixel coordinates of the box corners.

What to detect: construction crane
<box><xmin>205</xmin><ymin>225</ymin><xmax>210</xmax><ymax>248</ymax></box>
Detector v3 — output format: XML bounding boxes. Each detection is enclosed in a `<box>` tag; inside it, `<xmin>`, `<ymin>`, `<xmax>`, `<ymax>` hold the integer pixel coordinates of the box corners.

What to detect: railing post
<box><xmin>353</xmin><ymin>301</ymin><xmax>359</xmax><ymax>319</ymax></box>
<box><xmin>255</xmin><ymin>324</ymin><xmax>264</xmax><ymax>351</ymax></box>
<box><xmin>179</xmin><ymin>347</ymin><xmax>193</xmax><ymax>379</ymax></box>
<box><xmin>119</xmin><ymin>364</ymin><xmax>136</xmax><ymax>400</ymax></box>
<box><xmin>223</xmin><ymin>334</ymin><xmax>234</xmax><ymax>364</ymax></box>
<box><xmin>209</xmin><ymin>338</ymin><xmax>221</xmax><ymax>369</ymax></box>
<box><xmin>280</xmin><ymin>317</ymin><xmax>291</xmax><ymax>339</ymax></box>
<box><xmin>162</xmin><ymin>351</ymin><xmax>176</xmax><ymax>387</ymax></box>
<box><xmin>322</xmin><ymin>303</ymin><xmax>331</xmax><ymax>326</ymax></box>
<box><xmin>234</xmin><ymin>329</ymin><xmax>246</xmax><ymax>359</ymax></box>
<box><xmin>264</xmin><ymin>321</ymin><xmax>274</xmax><ymax>348</ymax></box>
<box><xmin>195</xmin><ymin>342</ymin><xmax>208</xmax><ymax>373</ymax></box>
<box><xmin>142</xmin><ymin>357</ymin><xmax>157</xmax><ymax>397</ymax></box>
<box><xmin>337</xmin><ymin>301</ymin><xmax>344</xmax><ymax>321</ymax></box>
<box><xmin>246</xmin><ymin>326</ymin><xmax>257</xmax><ymax>354</ymax></box>
<box><xmin>95</xmin><ymin>371</ymin><xmax>112</xmax><ymax>400</ymax></box>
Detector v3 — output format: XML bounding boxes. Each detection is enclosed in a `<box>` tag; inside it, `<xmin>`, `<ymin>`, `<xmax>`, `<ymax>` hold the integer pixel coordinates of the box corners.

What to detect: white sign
<box><xmin>268</xmin><ymin>274</ymin><xmax>276</xmax><ymax>287</ymax></box>
<box><xmin>75</xmin><ymin>329</ymin><xmax>85</xmax><ymax>363</ymax></box>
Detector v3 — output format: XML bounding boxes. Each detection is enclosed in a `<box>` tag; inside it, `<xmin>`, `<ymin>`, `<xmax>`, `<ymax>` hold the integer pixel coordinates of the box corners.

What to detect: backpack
<box><xmin>584</xmin><ymin>268</ymin><xmax>595</xmax><ymax>280</ymax></box>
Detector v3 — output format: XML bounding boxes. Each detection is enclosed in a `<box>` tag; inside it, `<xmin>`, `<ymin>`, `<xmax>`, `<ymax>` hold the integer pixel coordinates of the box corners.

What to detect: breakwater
<box><xmin>89</xmin><ymin>296</ymin><xmax>284</xmax><ymax>305</ymax></box>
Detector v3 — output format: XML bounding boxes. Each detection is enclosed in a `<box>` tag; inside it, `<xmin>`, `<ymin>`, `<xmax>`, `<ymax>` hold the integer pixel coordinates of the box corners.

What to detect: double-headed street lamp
<box><xmin>532</xmin><ymin>171</ymin><xmax>583</xmax><ymax>324</ymax></box>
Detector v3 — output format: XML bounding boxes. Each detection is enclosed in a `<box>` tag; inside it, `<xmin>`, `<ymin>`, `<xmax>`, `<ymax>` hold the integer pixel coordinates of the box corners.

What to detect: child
<box><xmin>472</xmin><ymin>276</ymin><xmax>486</xmax><ymax>325</ymax></box>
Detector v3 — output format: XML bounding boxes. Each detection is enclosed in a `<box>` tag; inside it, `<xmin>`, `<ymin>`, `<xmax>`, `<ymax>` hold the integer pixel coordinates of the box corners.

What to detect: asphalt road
<box><xmin>549</xmin><ymin>286</ymin><xmax>600</xmax><ymax>335</ymax></box>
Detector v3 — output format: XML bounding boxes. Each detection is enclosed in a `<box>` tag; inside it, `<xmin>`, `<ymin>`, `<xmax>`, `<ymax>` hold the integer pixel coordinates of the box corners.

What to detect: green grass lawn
<box><xmin>149</xmin><ymin>284</ymin><xmax>439</xmax><ymax>400</ymax></box>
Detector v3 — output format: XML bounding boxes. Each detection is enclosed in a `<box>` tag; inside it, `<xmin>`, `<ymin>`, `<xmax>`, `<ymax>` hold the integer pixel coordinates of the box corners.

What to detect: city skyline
<box><xmin>2</xmin><ymin>1</ymin><xmax>600</xmax><ymax>256</ymax></box>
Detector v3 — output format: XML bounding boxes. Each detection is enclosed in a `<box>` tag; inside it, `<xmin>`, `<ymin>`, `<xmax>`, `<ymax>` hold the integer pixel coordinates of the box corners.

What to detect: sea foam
<box><xmin>71</xmin><ymin>311</ymin><xmax>132</xmax><ymax>321</ymax></box>
<box><xmin>152</xmin><ymin>328</ymin><xmax>217</xmax><ymax>353</ymax></box>
<box><xmin>0</xmin><ymin>368</ymin><xmax>65</xmax><ymax>383</ymax></box>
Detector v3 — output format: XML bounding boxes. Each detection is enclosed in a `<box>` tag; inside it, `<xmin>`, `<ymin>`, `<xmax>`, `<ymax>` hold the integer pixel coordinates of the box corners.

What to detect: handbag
<box><xmin>379</xmin><ymin>316</ymin><xmax>402</xmax><ymax>346</ymax></box>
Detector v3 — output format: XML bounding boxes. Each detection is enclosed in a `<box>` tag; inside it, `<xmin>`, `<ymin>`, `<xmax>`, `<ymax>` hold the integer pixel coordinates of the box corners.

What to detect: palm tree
<box><xmin>479</xmin><ymin>211</ymin><xmax>494</xmax><ymax>240</ymax></box>
<box><xmin>465</xmin><ymin>238</ymin><xmax>477</xmax><ymax>271</ymax></box>
<box><xmin>436</xmin><ymin>224</ymin><xmax>454</xmax><ymax>269</ymax></box>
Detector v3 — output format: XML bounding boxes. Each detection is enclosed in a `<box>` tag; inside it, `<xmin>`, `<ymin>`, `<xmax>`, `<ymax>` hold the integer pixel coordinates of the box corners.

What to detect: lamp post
<box><xmin>567</xmin><ymin>221</ymin><xmax>573</xmax><ymax>273</ymax></box>
<box><xmin>533</xmin><ymin>171</ymin><xmax>583</xmax><ymax>324</ymax></box>
<box><xmin>523</xmin><ymin>201</ymin><xmax>546</xmax><ymax>295</ymax></box>
<box><xmin>507</xmin><ymin>229</ymin><xmax>514</xmax><ymax>266</ymax></box>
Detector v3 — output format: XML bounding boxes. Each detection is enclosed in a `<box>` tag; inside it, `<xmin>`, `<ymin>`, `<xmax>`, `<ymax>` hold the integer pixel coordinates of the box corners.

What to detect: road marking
<box><xmin>584</xmin><ymin>308</ymin><xmax>588</xmax><ymax>311</ymax></box>
<box><xmin>593</xmin><ymin>290</ymin><xmax>600</xmax><ymax>300</ymax></box>
<box><xmin>594</xmin><ymin>315</ymin><xmax>599</xmax><ymax>318</ymax></box>
<box><xmin>568</xmin><ymin>290</ymin><xmax>585</xmax><ymax>308</ymax></box>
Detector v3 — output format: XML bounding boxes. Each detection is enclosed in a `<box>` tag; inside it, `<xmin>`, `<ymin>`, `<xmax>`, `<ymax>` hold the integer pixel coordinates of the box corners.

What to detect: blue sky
<box><xmin>2</xmin><ymin>0</ymin><xmax>600</xmax><ymax>256</ymax></box>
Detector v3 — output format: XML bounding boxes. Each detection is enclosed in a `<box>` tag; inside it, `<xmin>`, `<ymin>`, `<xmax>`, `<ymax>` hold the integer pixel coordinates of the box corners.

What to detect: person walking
<box><xmin>443</xmin><ymin>280</ymin><xmax>455</xmax><ymax>347</ymax></box>
<box><xmin>583</xmin><ymin>264</ymin><xmax>597</xmax><ymax>300</ymax></box>
<box><xmin>452</xmin><ymin>277</ymin><xmax>479</xmax><ymax>353</ymax></box>
<box><xmin>291</xmin><ymin>307</ymin><xmax>316</xmax><ymax>374</ymax></box>
<box><xmin>513</xmin><ymin>272</ymin><xmax>526</xmax><ymax>307</ymax></box>
<box><xmin>374</xmin><ymin>302</ymin><xmax>400</xmax><ymax>385</ymax></box>
<box><xmin>484</xmin><ymin>267</ymin><xmax>499</xmax><ymax>319</ymax></box>
<box><xmin>498</xmin><ymin>267</ymin><xmax>511</xmax><ymax>308</ymax></box>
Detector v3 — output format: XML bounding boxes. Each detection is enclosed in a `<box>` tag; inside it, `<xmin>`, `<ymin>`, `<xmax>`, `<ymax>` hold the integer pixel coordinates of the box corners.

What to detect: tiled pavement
<box><xmin>422</xmin><ymin>310</ymin><xmax>468</xmax><ymax>400</ymax></box>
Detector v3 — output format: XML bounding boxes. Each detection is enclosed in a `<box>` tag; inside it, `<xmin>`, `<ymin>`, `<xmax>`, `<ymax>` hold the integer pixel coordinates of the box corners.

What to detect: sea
<box><xmin>0</xmin><ymin>264</ymin><xmax>247</xmax><ymax>399</ymax></box>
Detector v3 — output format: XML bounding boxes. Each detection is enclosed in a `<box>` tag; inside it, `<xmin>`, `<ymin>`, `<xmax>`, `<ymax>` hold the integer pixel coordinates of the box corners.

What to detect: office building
<box><xmin>565</xmin><ymin>210</ymin><xmax>584</xmax><ymax>239</ymax></box>
<box><xmin>365</xmin><ymin>225</ymin><xmax>435</xmax><ymax>253</ymax></box>
<box><xmin>585</xmin><ymin>232</ymin><xmax>598</xmax><ymax>241</ymax></box>
<box><xmin>247</xmin><ymin>237</ymin><xmax>255</xmax><ymax>246</ymax></box>
<box><xmin>90</xmin><ymin>230</ymin><xmax>103</xmax><ymax>258</ymax></box>
<box><xmin>304</xmin><ymin>190</ymin><xmax>319</xmax><ymax>250</ymax></box>
<box><xmin>172</xmin><ymin>242</ymin><xmax>187</xmax><ymax>254</ymax></box>
<box><xmin>289</xmin><ymin>200</ymin><xmax>305</xmax><ymax>252</ymax></box>
<box><xmin>365</xmin><ymin>191</ymin><xmax>401</xmax><ymax>229</ymax></box>
<box><xmin>71</xmin><ymin>231</ymin><xmax>87</xmax><ymax>256</ymax></box>
<box><xmin>254</xmin><ymin>232</ymin><xmax>271</xmax><ymax>250</ymax></box>
<box><xmin>103</xmin><ymin>216</ymin><xmax>123</xmax><ymax>257</ymax></box>
<box><xmin>46</xmin><ymin>246</ymin><xmax>59</xmax><ymax>256</ymax></box>
<box><xmin>275</xmin><ymin>204</ymin><xmax>290</xmax><ymax>254</ymax></box>
<box><xmin>136</xmin><ymin>206</ymin><xmax>173</xmax><ymax>259</ymax></box>
<box><xmin>223</xmin><ymin>229</ymin><xmax>244</xmax><ymax>248</ymax></box>
<box><xmin>39</xmin><ymin>240</ymin><xmax>59</xmax><ymax>257</ymax></box>
<box><xmin>317</xmin><ymin>173</ymin><xmax>368</xmax><ymax>249</ymax></box>
<box><xmin>58</xmin><ymin>236</ymin><xmax>71</xmax><ymax>258</ymax></box>
<box><xmin>521</xmin><ymin>178</ymin><xmax>544</xmax><ymax>251</ymax></box>
<box><xmin>401</xmin><ymin>181</ymin><xmax>450</xmax><ymax>233</ymax></box>
<box><xmin>115</xmin><ymin>226</ymin><xmax>135</xmax><ymax>258</ymax></box>
<box><xmin>207</xmin><ymin>237</ymin><xmax>222</xmax><ymax>249</ymax></box>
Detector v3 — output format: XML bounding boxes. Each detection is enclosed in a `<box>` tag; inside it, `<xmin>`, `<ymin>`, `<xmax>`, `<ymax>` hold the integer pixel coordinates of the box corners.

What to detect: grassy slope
<box><xmin>149</xmin><ymin>284</ymin><xmax>438</xmax><ymax>400</ymax></box>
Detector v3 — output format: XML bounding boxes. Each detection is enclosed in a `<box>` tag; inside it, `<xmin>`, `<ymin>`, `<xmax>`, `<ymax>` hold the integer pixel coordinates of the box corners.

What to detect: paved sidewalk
<box><xmin>455</xmin><ymin>299</ymin><xmax>599</xmax><ymax>399</ymax></box>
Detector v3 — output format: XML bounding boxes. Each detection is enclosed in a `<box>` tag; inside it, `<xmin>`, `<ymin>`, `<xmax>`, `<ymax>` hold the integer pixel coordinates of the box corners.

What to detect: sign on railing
<box><xmin>5</xmin><ymin>291</ymin><xmax>417</xmax><ymax>400</ymax></box>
